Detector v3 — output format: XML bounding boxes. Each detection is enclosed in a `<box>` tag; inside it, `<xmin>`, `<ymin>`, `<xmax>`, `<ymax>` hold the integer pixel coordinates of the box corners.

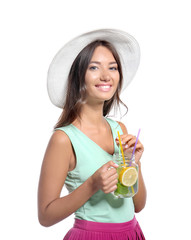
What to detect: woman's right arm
<box><xmin>38</xmin><ymin>130</ymin><xmax>118</xmax><ymax>227</ymax></box>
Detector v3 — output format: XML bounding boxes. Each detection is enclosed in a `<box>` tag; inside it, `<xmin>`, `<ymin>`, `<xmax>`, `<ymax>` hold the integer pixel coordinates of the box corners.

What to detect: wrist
<box><xmin>137</xmin><ymin>161</ymin><xmax>141</xmax><ymax>169</ymax></box>
<box><xmin>88</xmin><ymin>175</ymin><xmax>99</xmax><ymax>194</ymax></box>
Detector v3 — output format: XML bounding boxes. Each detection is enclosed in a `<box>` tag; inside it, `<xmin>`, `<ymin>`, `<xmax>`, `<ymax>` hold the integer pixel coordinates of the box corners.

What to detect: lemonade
<box><xmin>112</xmin><ymin>153</ymin><xmax>138</xmax><ymax>198</ymax></box>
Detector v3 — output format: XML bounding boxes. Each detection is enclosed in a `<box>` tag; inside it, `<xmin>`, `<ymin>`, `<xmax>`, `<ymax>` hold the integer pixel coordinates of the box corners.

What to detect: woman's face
<box><xmin>84</xmin><ymin>46</ymin><xmax>120</xmax><ymax>104</ymax></box>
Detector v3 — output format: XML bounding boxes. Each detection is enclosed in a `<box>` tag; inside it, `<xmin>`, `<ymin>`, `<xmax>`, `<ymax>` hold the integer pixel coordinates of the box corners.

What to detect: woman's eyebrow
<box><xmin>89</xmin><ymin>61</ymin><xmax>117</xmax><ymax>65</ymax></box>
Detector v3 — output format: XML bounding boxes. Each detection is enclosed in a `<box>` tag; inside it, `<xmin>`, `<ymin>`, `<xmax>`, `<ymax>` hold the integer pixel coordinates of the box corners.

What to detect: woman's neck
<box><xmin>73</xmin><ymin>102</ymin><xmax>106</xmax><ymax>128</ymax></box>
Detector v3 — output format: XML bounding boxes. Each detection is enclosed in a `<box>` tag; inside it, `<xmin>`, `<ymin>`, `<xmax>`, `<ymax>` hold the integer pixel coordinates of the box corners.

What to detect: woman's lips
<box><xmin>95</xmin><ymin>84</ymin><xmax>112</xmax><ymax>91</ymax></box>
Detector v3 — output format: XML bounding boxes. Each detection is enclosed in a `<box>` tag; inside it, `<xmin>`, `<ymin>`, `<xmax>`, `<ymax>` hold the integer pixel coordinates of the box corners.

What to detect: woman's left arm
<box><xmin>116</xmin><ymin>122</ymin><xmax>147</xmax><ymax>212</ymax></box>
<box><xmin>132</xmin><ymin>162</ymin><xmax>147</xmax><ymax>212</ymax></box>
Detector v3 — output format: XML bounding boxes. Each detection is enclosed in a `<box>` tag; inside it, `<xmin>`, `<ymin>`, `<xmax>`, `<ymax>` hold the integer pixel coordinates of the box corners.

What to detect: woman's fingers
<box><xmin>115</xmin><ymin>133</ymin><xmax>144</xmax><ymax>163</ymax></box>
<box><xmin>101</xmin><ymin>163</ymin><xmax>118</xmax><ymax>193</ymax></box>
<box><xmin>135</xmin><ymin>142</ymin><xmax>144</xmax><ymax>151</ymax></box>
<box><xmin>115</xmin><ymin>134</ymin><xmax>144</xmax><ymax>152</ymax></box>
<box><xmin>102</xmin><ymin>176</ymin><xmax>118</xmax><ymax>193</ymax></box>
<box><xmin>92</xmin><ymin>161</ymin><xmax>119</xmax><ymax>193</ymax></box>
<box><xmin>116</xmin><ymin>134</ymin><xmax>136</xmax><ymax>148</ymax></box>
<box><xmin>116</xmin><ymin>134</ymin><xmax>132</xmax><ymax>143</ymax></box>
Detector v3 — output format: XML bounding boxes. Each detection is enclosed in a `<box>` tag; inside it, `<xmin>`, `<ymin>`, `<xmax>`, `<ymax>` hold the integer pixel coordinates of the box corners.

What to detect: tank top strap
<box><xmin>105</xmin><ymin>117</ymin><xmax>124</xmax><ymax>136</ymax></box>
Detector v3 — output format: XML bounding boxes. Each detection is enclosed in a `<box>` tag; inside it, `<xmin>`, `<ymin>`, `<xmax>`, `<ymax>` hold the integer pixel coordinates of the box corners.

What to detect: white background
<box><xmin>0</xmin><ymin>0</ymin><xmax>191</xmax><ymax>239</ymax></box>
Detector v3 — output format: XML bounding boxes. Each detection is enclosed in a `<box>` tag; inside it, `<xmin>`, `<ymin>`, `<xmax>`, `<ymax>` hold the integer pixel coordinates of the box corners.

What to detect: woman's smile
<box><xmin>95</xmin><ymin>84</ymin><xmax>112</xmax><ymax>92</ymax></box>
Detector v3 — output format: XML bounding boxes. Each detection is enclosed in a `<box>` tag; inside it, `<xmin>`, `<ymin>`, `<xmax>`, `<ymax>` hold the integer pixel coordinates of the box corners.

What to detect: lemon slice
<box><xmin>119</xmin><ymin>167</ymin><xmax>138</xmax><ymax>187</ymax></box>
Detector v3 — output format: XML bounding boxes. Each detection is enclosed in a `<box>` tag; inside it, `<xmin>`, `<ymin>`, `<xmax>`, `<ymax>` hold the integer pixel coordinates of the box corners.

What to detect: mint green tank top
<box><xmin>56</xmin><ymin>118</ymin><xmax>134</xmax><ymax>223</ymax></box>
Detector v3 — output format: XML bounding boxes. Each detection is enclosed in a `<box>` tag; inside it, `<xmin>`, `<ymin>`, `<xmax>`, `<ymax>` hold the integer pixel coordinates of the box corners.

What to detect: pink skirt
<box><xmin>63</xmin><ymin>216</ymin><xmax>145</xmax><ymax>240</ymax></box>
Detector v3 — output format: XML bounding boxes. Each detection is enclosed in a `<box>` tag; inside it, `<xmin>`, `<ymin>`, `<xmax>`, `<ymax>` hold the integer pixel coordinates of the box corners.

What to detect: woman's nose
<box><xmin>100</xmin><ymin>69</ymin><xmax>111</xmax><ymax>81</ymax></box>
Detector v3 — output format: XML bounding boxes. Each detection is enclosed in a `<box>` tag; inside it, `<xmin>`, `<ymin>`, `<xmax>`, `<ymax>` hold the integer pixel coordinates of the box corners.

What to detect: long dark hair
<box><xmin>54</xmin><ymin>40</ymin><xmax>127</xmax><ymax>129</ymax></box>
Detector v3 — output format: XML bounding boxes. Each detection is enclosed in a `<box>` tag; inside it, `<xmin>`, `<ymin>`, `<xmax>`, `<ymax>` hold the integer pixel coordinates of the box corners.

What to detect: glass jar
<box><xmin>112</xmin><ymin>152</ymin><xmax>139</xmax><ymax>198</ymax></box>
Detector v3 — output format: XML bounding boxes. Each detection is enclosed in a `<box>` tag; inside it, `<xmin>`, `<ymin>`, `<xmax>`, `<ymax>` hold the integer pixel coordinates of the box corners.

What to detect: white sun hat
<box><xmin>47</xmin><ymin>29</ymin><xmax>140</xmax><ymax>108</ymax></box>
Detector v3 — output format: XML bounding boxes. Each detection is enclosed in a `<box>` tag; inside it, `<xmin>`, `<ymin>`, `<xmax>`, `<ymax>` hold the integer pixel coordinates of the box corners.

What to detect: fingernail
<box><xmin>125</xmin><ymin>144</ymin><xmax>129</xmax><ymax>149</ymax></box>
<box><xmin>113</xmin><ymin>163</ymin><xmax>119</xmax><ymax>167</ymax></box>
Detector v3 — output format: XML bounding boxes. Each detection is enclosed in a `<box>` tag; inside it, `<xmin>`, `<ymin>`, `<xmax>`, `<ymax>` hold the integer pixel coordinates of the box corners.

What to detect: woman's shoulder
<box><xmin>105</xmin><ymin>117</ymin><xmax>128</xmax><ymax>134</ymax></box>
<box><xmin>50</xmin><ymin>129</ymin><xmax>72</xmax><ymax>146</ymax></box>
<box><xmin>116</xmin><ymin>121</ymin><xmax>128</xmax><ymax>134</ymax></box>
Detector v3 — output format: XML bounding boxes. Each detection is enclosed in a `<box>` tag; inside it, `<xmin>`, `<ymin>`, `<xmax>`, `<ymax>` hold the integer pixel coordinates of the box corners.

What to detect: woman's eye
<box><xmin>89</xmin><ymin>66</ymin><xmax>98</xmax><ymax>70</ymax></box>
<box><xmin>110</xmin><ymin>66</ymin><xmax>118</xmax><ymax>70</ymax></box>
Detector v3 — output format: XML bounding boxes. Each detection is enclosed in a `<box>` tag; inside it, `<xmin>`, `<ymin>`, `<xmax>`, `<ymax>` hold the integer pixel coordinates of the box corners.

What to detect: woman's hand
<box><xmin>90</xmin><ymin>161</ymin><xmax>119</xmax><ymax>194</ymax></box>
<box><xmin>115</xmin><ymin>134</ymin><xmax>144</xmax><ymax>164</ymax></box>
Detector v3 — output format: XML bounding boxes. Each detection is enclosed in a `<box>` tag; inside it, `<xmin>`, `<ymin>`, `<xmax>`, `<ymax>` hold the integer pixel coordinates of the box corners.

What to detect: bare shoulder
<box><xmin>43</xmin><ymin>130</ymin><xmax>74</xmax><ymax>169</ymax></box>
<box><xmin>117</xmin><ymin>121</ymin><xmax>128</xmax><ymax>134</ymax></box>
<box><xmin>50</xmin><ymin>129</ymin><xmax>71</xmax><ymax>145</ymax></box>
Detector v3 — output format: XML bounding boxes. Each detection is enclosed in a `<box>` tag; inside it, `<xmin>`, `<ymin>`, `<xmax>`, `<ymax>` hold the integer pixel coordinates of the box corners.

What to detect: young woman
<box><xmin>38</xmin><ymin>29</ymin><xmax>146</xmax><ymax>239</ymax></box>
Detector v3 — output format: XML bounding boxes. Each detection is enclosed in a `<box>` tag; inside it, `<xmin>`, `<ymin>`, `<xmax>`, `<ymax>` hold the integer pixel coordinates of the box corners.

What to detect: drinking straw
<box><xmin>131</xmin><ymin>186</ymin><xmax>135</xmax><ymax>195</ymax></box>
<box><xmin>130</xmin><ymin>129</ymin><xmax>140</xmax><ymax>194</ymax></box>
<box><xmin>131</xmin><ymin>129</ymin><xmax>141</xmax><ymax>160</ymax></box>
<box><xmin>117</xmin><ymin>131</ymin><xmax>126</xmax><ymax>165</ymax></box>
<box><xmin>118</xmin><ymin>144</ymin><xmax>121</xmax><ymax>155</ymax></box>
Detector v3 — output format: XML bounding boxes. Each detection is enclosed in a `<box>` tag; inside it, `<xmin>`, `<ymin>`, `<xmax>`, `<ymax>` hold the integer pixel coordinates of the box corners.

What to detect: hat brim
<box><xmin>47</xmin><ymin>29</ymin><xmax>140</xmax><ymax>108</ymax></box>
